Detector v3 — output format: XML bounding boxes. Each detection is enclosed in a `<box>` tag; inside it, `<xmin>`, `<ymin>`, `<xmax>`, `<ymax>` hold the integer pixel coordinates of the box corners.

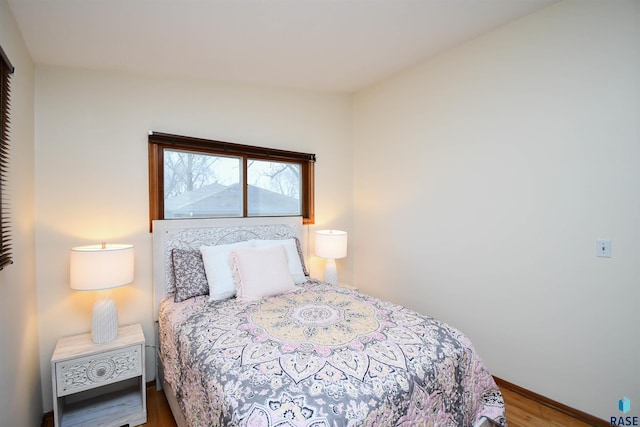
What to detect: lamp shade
<box><xmin>70</xmin><ymin>244</ymin><xmax>135</xmax><ymax>291</ymax></box>
<box><xmin>315</xmin><ymin>230</ymin><xmax>347</xmax><ymax>259</ymax></box>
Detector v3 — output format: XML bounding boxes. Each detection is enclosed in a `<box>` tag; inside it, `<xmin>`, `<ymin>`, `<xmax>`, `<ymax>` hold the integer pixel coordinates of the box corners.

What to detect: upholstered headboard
<box><xmin>152</xmin><ymin>216</ymin><xmax>305</xmax><ymax>320</ymax></box>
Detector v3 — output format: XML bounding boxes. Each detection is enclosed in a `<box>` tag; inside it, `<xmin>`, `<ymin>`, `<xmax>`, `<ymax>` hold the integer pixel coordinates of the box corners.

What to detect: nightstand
<box><xmin>51</xmin><ymin>323</ymin><xmax>147</xmax><ymax>427</ymax></box>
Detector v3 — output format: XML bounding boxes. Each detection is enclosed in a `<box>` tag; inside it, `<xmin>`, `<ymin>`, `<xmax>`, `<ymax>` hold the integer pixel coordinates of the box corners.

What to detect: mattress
<box><xmin>158</xmin><ymin>280</ymin><xmax>506</xmax><ymax>426</ymax></box>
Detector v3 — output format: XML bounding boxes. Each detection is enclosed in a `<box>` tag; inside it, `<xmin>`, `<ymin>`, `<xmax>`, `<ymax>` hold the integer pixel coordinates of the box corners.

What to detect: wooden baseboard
<box><xmin>494</xmin><ymin>376</ymin><xmax>609</xmax><ymax>427</ymax></box>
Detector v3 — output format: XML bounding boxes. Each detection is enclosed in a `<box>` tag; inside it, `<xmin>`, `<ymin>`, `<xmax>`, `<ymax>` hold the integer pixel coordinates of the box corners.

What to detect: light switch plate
<box><xmin>596</xmin><ymin>239</ymin><xmax>611</xmax><ymax>257</ymax></box>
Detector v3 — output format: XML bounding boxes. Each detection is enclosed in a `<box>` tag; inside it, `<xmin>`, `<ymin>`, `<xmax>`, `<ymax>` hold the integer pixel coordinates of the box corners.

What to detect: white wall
<box><xmin>0</xmin><ymin>1</ymin><xmax>41</xmax><ymax>426</ymax></box>
<box><xmin>34</xmin><ymin>67</ymin><xmax>353</xmax><ymax>411</ymax></box>
<box><xmin>353</xmin><ymin>0</ymin><xmax>639</xmax><ymax>420</ymax></box>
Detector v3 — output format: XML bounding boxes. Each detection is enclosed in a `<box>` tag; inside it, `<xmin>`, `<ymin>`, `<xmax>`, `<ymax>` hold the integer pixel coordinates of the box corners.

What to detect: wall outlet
<box><xmin>596</xmin><ymin>239</ymin><xmax>611</xmax><ymax>258</ymax></box>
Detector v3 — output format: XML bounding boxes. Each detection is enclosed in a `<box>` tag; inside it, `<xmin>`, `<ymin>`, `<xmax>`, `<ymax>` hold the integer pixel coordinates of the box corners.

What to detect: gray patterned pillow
<box><xmin>172</xmin><ymin>249</ymin><xmax>209</xmax><ymax>302</ymax></box>
<box><xmin>293</xmin><ymin>237</ymin><xmax>310</xmax><ymax>277</ymax></box>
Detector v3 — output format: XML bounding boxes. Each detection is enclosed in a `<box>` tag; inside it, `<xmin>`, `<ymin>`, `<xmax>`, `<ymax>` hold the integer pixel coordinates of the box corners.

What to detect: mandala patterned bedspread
<box><xmin>158</xmin><ymin>281</ymin><xmax>506</xmax><ymax>426</ymax></box>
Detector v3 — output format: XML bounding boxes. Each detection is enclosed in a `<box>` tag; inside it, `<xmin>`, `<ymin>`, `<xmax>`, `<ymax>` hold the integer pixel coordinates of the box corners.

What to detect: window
<box><xmin>0</xmin><ymin>45</ymin><xmax>14</xmax><ymax>270</ymax></box>
<box><xmin>148</xmin><ymin>132</ymin><xmax>315</xmax><ymax>229</ymax></box>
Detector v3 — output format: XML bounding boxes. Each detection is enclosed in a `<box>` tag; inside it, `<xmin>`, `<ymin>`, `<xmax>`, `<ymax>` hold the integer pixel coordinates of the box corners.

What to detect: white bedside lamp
<box><xmin>315</xmin><ymin>230</ymin><xmax>347</xmax><ymax>285</ymax></box>
<box><xmin>70</xmin><ymin>243</ymin><xmax>134</xmax><ymax>344</ymax></box>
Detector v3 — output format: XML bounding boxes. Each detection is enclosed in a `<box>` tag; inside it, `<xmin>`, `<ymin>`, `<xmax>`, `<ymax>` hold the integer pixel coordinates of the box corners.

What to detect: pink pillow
<box><xmin>231</xmin><ymin>245</ymin><xmax>296</xmax><ymax>302</ymax></box>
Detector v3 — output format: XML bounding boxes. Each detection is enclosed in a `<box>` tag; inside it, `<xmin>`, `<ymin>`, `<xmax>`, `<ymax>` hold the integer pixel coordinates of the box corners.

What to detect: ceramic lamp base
<box><xmin>91</xmin><ymin>294</ymin><xmax>119</xmax><ymax>344</ymax></box>
<box><xmin>324</xmin><ymin>258</ymin><xmax>338</xmax><ymax>285</ymax></box>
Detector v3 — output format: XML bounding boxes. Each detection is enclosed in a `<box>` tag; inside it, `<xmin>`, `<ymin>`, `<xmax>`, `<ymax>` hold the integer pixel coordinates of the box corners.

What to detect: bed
<box><xmin>152</xmin><ymin>217</ymin><xmax>507</xmax><ymax>427</ymax></box>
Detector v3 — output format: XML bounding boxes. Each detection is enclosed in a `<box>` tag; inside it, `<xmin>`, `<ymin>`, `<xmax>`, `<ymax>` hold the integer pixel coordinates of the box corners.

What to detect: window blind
<box><xmin>0</xmin><ymin>45</ymin><xmax>14</xmax><ymax>270</ymax></box>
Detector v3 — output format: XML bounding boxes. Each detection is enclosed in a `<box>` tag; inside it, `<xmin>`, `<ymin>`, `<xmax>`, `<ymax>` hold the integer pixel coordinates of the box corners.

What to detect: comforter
<box><xmin>158</xmin><ymin>281</ymin><xmax>506</xmax><ymax>427</ymax></box>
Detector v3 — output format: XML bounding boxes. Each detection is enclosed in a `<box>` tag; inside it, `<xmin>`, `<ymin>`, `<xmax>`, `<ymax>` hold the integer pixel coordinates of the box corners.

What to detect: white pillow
<box><xmin>231</xmin><ymin>245</ymin><xmax>296</xmax><ymax>302</ymax></box>
<box><xmin>252</xmin><ymin>239</ymin><xmax>307</xmax><ymax>284</ymax></box>
<box><xmin>200</xmin><ymin>241</ymin><xmax>253</xmax><ymax>301</ymax></box>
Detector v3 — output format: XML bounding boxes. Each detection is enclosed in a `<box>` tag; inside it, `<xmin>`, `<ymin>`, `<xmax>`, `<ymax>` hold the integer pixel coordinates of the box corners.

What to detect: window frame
<box><xmin>0</xmin><ymin>45</ymin><xmax>14</xmax><ymax>271</ymax></box>
<box><xmin>148</xmin><ymin>132</ymin><xmax>315</xmax><ymax>231</ymax></box>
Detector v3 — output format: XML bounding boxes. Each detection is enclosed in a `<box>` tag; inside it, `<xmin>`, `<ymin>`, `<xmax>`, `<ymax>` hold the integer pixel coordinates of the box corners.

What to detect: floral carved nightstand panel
<box><xmin>56</xmin><ymin>346</ymin><xmax>142</xmax><ymax>396</ymax></box>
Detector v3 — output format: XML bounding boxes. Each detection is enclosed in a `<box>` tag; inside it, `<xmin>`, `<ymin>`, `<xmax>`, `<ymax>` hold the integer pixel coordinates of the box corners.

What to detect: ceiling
<box><xmin>7</xmin><ymin>0</ymin><xmax>558</xmax><ymax>93</ymax></box>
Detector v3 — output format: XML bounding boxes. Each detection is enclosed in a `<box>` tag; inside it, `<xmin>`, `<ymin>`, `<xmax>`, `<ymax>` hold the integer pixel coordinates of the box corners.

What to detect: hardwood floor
<box><xmin>43</xmin><ymin>382</ymin><xmax>606</xmax><ymax>426</ymax></box>
<box><xmin>495</xmin><ymin>377</ymin><xmax>608</xmax><ymax>427</ymax></box>
<box><xmin>144</xmin><ymin>384</ymin><xmax>178</xmax><ymax>427</ymax></box>
<box><xmin>500</xmin><ymin>387</ymin><xmax>595</xmax><ymax>427</ymax></box>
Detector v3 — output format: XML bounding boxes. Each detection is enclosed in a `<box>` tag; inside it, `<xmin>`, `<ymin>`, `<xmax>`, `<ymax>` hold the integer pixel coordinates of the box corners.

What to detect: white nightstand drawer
<box><xmin>55</xmin><ymin>344</ymin><xmax>142</xmax><ymax>397</ymax></box>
